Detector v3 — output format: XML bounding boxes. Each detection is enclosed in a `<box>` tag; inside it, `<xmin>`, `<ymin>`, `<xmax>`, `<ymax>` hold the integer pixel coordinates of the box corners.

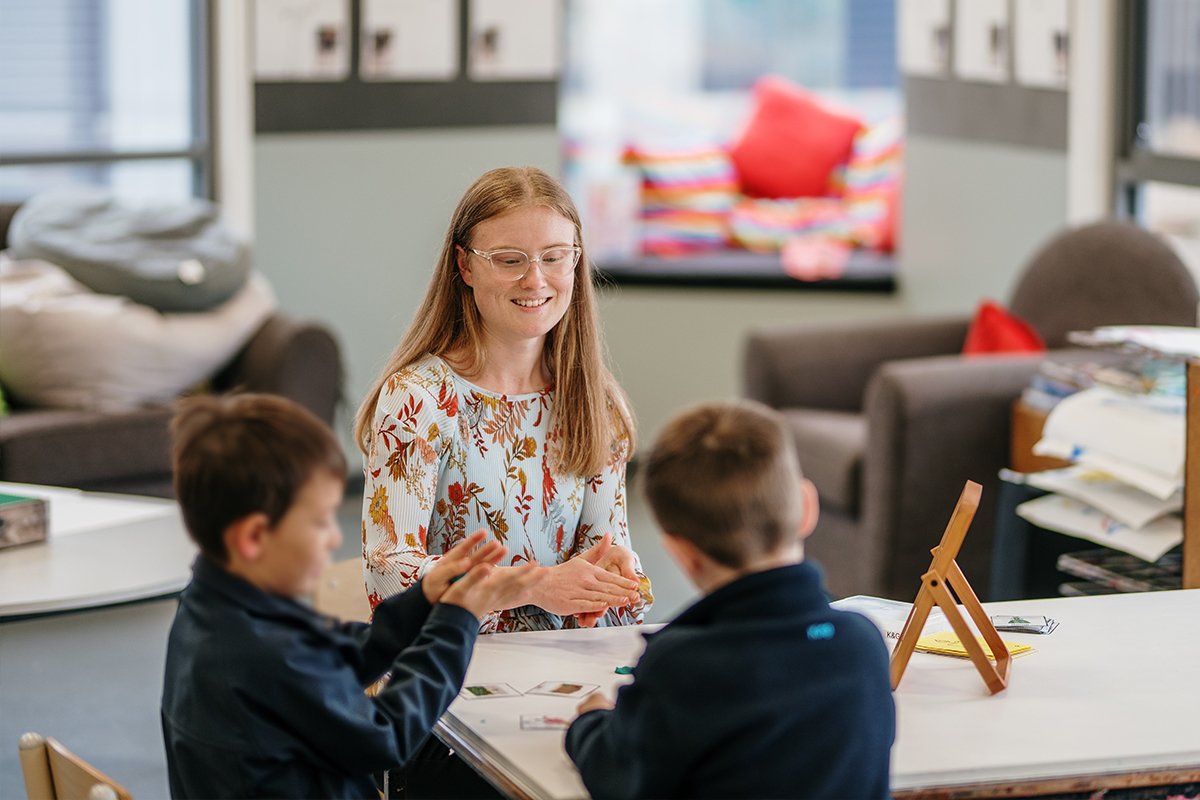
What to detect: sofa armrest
<box><xmin>212</xmin><ymin>313</ymin><xmax>343</xmax><ymax>427</ymax></box>
<box><xmin>743</xmin><ymin>316</ymin><xmax>971</xmax><ymax>411</ymax></box>
<box><xmin>859</xmin><ymin>353</ymin><xmax>1045</xmax><ymax>600</ymax></box>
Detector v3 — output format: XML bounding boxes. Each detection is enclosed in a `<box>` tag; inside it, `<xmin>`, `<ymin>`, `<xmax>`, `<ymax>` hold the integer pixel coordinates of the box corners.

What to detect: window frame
<box><xmin>1115</xmin><ymin>0</ymin><xmax>1200</xmax><ymax>216</ymax></box>
<box><xmin>0</xmin><ymin>0</ymin><xmax>215</xmax><ymax>201</ymax></box>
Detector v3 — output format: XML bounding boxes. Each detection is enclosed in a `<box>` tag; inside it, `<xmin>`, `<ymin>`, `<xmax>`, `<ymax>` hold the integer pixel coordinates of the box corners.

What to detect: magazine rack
<box><xmin>890</xmin><ymin>480</ymin><xmax>1011</xmax><ymax>695</ymax></box>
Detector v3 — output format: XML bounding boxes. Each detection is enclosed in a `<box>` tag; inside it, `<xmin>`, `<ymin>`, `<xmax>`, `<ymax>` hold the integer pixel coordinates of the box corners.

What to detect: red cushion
<box><xmin>729</xmin><ymin>76</ymin><xmax>863</xmax><ymax>199</ymax></box>
<box><xmin>962</xmin><ymin>301</ymin><xmax>1046</xmax><ymax>355</ymax></box>
<box><xmin>875</xmin><ymin>179</ymin><xmax>900</xmax><ymax>252</ymax></box>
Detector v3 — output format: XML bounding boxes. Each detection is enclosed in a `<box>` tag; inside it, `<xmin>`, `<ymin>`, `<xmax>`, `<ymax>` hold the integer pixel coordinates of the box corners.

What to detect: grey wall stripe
<box><xmin>255</xmin><ymin>81</ymin><xmax>557</xmax><ymax>132</ymax></box>
<box><xmin>905</xmin><ymin>77</ymin><xmax>1068</xmax><ymax>151</ymax></box>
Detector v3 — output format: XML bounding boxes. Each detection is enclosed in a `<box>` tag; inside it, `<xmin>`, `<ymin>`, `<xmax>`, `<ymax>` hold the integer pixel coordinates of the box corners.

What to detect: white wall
<box><xmin>250</xmin><ymin>132</ymin><xmax>1071</xmax><ymax>451</ymax></box>
<box><xmin>252</xmin><ymin>127</ymin><xmax>561</xmax><ymax>455</ymax></box>
<box><xmin>241</xmin><ymin>6</ymin><xmax>1114</xmax><ymax>450</ymax></box>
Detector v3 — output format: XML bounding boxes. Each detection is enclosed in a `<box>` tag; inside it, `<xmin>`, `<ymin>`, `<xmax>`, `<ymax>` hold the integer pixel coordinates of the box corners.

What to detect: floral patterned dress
<box><xmin>362</xmin><ymin>354</ymin><xmax>652</xmax><ymax>632</ymax></box>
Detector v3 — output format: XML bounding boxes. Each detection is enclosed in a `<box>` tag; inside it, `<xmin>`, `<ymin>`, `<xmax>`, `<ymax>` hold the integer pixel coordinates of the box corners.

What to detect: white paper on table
<box><xmin>1015</xmin><ymin>494</ymin><xmax>1182</xmax><ymax>563</ymax></box>
<box><xmin>0</xmin><ymin>482</ymin><xmax>175</xmax><ymax>539</ymax></box>
<box><xmin>1025</xmin><ymin>466</ymin><xmax>1182</xmax><ymax>529</ymax></box>
<box><xmin>1033</xmin><ymin>387</ymin><xmax>1184</xmax><ymax>498</ymax></box>
<box><xmin>831</xmin><ymin>595</ymin><xmax>948</xmax><ymax>642</ymax></box>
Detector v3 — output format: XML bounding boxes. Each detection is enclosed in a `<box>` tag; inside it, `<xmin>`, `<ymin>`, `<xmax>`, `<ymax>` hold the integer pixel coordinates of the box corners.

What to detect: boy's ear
<box><xmin>659</xmin><ymin>532</ymin><xmax>707</xmax><ymax>581</ymax></box>
<box><xmin>798</xmin><ymin>478</ymin><xmax>819</xmax><ymax>540</ymax></box>
<box><xmin>223</xmin><ymin>512</ymin><xmax>273</xmax><ymax>564</ymax></box>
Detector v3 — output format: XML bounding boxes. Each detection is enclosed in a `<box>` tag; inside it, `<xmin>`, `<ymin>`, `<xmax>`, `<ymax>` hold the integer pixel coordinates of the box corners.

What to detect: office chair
<box><xmin>18</xmin><ymin>732</ymin><xmax>132</xmax><ymax>800</ymax></box>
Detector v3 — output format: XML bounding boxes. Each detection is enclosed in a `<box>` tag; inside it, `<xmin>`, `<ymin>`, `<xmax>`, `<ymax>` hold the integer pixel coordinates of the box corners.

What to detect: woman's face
<box><xmin>457</xmin><ymin>205</ymin><xmax>577</xmax><ymax>350</ymax></box>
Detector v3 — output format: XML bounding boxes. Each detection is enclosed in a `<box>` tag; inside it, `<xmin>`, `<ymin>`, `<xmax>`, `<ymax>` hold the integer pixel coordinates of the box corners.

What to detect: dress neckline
<box><xmin>430</xmin><ymin>354</ymin><xmax>553</xmax><ymax>400</ymax></box>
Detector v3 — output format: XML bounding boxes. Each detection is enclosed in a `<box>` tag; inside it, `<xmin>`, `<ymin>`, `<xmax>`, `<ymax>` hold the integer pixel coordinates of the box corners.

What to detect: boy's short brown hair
<box><xmin>171</xmin><ymin>393</ymin><xmax>347</xmax><ymax>562</ymax></box>
<box><xmin>642</xmin><ymin>400</ymin><xmax>806</xmax><ymax>568</ymax></box>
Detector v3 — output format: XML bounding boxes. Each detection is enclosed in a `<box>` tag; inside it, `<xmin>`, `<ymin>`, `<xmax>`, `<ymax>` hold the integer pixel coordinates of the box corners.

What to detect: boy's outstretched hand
<box><xmin>422</xmin><ymin>530</ymin><xmax>506</xmax><ymax>605</ymax></box>
<box><xmin>441</xmin><ymin>562</ymin><xmax>541</xmax><ymax>620</ymax></box>
<box><xmin>575</xmin><ymin>691</ymin><xmax>615</xmax><ymax>716</ymax></box>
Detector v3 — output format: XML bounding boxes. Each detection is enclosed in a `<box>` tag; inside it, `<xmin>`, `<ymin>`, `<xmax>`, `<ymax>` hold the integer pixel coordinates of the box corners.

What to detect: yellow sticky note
<box><xmin>915</xmin><ymin>630</ymin><xmax>1033</xmax><ymax>659</ymax></box>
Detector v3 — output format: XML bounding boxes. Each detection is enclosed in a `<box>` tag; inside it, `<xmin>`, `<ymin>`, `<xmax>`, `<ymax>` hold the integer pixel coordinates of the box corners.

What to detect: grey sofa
<box><xmin>0</xmin><ymin>202</ymin><xmax>343</xmax><ymax>497</ymax></box>
<box><xmin>744</xmin><ymin>221</ymin><xmax>1199</xmax><ymax>600</ymax></box>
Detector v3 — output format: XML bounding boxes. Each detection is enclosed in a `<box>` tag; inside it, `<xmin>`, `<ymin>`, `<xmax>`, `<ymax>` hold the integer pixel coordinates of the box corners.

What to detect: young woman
<box><xmin>355</xmin><ymin>166</ymin><xmax>651</xmax><ymax>633</ymax></box>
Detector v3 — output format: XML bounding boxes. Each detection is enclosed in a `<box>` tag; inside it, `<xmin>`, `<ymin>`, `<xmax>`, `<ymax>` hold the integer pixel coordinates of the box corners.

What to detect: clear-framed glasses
<box><xmin>465</xmin><ymin>245</ymin><xmax>582</xmax><ymax>281</ymax></box>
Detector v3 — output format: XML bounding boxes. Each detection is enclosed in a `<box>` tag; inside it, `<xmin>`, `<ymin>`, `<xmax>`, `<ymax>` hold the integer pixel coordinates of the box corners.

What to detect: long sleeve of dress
<box><xmin>571</xmin><ymin>448</ymin><xmax>652</xmax><ymax>626</ymax></box>
<box><xmin>361</xmin><ymin>369</ymin><xmax>448</xmax><ymax>610</ymax></box>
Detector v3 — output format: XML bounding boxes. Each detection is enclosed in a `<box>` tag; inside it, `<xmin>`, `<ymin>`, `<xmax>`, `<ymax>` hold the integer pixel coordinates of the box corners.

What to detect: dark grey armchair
<box><xmin>744</xmin><ymin>221</ymin><xmax>1199</xmax><ymax>600</ymax></box>
<box><xmin>0</xmin><ymin>202</ymin><xmax>343</xmax><ymax>498</ymax></box>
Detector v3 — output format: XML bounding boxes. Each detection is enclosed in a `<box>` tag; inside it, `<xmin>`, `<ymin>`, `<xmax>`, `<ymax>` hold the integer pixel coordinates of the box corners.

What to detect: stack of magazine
<box><xmin>1015</xmin><ymin>326</ymin><xmax>1193</xmax><ymax>595</ymax></box>
<box><xmin>1056</xmin><ymin>549</ymin><xmax>1181</xmax><ymax>596</ymax></box>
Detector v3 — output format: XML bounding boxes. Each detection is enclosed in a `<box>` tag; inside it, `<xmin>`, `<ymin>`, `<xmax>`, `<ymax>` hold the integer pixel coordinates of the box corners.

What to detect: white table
<box><xmin>0</xmin><ymin>483</ymin><xmax>195</xmax><ymax>618</ymax></box>
<box><xmin>436</xmin><ymin>590</ymin><xmax>1200</xmax><ymax>799</ymax></box>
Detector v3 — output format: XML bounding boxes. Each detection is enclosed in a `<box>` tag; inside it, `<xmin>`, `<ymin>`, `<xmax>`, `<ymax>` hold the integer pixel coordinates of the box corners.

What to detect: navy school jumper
<box><xmin>566</xmin><ymin>561</ymin><xmax>896</xmax><ymax>800</ymax></box>
<box><xmin>161</xmin><ymin>555</ymin><xmax>478</xmax><ymax>799</ymax></box>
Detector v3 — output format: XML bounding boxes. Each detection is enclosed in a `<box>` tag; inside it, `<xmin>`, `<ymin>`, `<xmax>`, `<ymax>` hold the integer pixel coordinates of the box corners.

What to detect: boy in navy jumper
<box><xmin>566</xmin><ymin>400</ymin><xmax>895</xmax><ymax>799</ymax></box>
<box><xmin>161</xmin><ymin>393</ymin><xmax>538</xmax><ymax>799</ymax></box>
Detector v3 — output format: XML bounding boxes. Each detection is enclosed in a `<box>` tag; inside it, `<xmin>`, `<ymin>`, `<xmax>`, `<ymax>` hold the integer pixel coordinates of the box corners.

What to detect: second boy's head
<box><xmin>643</xmin><ymin>400</ymin><xmax>818</xmax><ymax>582</ymax></box>
<box><xmin>171</xmin><ymin>393</ymin><xmax>348</xmax><ymax>599</ymax></box>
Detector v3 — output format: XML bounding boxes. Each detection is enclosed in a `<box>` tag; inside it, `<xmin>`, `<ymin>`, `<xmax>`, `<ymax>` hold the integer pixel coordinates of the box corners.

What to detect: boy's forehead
<box><xmin>296</xmin><ymin>470</ymin><xmax>346</xmax><ymax>504</ymax></box>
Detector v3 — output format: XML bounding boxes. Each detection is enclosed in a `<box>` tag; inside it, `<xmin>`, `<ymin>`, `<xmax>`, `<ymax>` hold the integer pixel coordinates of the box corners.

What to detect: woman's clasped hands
<box><xmin>532</xmin><ymin>533</ymin><xmax>641</xmax><ymax>626</ymax></box>
<box><xmin>422</xmin><ymin>530</ymin><xmax>638</xmax><ymax>625</ymax></box>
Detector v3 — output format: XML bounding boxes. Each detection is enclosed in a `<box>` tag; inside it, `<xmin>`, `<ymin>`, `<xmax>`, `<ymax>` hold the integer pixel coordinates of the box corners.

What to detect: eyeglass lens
<box><xmin>487</xmin><ymin>248</ymin><xmax>579</xmax><ymax>278</ymax></box>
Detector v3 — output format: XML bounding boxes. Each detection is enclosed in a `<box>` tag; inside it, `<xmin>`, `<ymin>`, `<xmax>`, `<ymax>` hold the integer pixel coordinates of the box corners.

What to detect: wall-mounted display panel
<box><xmin>953</xmin><ymin>0</ymin><xmax>1009</xmax><ymax>84</ymax></box>
<box><xmin>468</xmin><ymin>0</ymin><xmax>561</xmax><ymax>81</ymax></box>
<box><xmin>360</xmin><ymin>0</ymin><xmax>458</xmax><ymax>81</ymax></box>
<box><xmin>899</xmin><ymin>0</ymin><xmax>951</xmax><ymax>77</ymax></box>
<box><xmin>1014</xmin><ymin>0</ymin><xmax>1069</xmax><ymax>89</ymax></box>
<box><xmin>254</xmin><ymin>0</ymin><xmax>352</xmax><ymax>81</ymax></box>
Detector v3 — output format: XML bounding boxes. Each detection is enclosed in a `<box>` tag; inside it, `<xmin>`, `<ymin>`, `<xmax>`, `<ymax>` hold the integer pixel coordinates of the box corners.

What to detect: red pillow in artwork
<box><xmin>962</xmin><ymin>301</ymin><xmax>1046</xmax><ymax>355</ymax></box>
<box><xmin>729</xmin><ymin>76</ymin><xmax>863</xmax><ymax>199</ymax></box>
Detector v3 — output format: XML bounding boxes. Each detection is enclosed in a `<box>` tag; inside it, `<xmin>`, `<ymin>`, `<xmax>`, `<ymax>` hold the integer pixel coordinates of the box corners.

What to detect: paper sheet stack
<box><xmin>1019</xmin><ymin>385</ymin><xmax>1183</xmax><ymax>563</ymax></box>
<box><xmin>914</xmin><ymin>630</ymin><xmax>1035</xmax><ymax>659</ymax></box>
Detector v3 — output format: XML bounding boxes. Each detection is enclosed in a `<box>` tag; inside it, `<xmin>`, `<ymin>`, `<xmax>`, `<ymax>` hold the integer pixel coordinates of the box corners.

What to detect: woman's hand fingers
<box><xmin>528</xmin><ymin>554</ymin><xmax>639</xmax><ymax>616</ymax></box>
<box><xmin>597</xmin><ymin>545</ymin><xmax>638</xmax><ymax>582</ymax></box>
<box><xmin>574</xmin><ymin>610</ymin><xmax>605</xmax><ymax>628</ymax></box>
<box><xmin>588</xmin><ymin>563</ymin><xmax>639</xmax><ymax>593</ymax></box>
<box><xmin>577</xmin><ymin>532</ymin><xmax>613</xmax><ymax>565</ymax></box>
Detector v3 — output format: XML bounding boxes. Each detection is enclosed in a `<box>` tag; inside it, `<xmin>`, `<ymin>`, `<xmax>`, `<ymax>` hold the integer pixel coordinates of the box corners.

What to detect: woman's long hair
<box><xmin>353</xmin><ymin>166</ymin><xmax>635</xmax><ymax>475</ymax></box>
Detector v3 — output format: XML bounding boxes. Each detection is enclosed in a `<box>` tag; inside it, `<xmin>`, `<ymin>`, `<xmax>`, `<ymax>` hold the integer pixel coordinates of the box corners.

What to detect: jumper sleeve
<box><xmin>344</xmin><ymin>580</ymin><xmax>436</xmax><ymax>682</ymax></box>
<box><xmin>362</xmin><ymin>370</ymin><xmax>448</xmax><ymax>609</ymax></box>
<box><xmin>565</xmin><ymin>672</ymin><xmax>677</xmax><ymax>799</ymax></box>
<box><xmin>245</xmin><ymin>603</ymin><xmax>479</xmax><ymax>776</ymax></box>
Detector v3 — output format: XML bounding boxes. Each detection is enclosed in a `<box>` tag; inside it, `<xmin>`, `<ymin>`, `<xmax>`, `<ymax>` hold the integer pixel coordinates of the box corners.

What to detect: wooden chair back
<box><xmin>18</xmin><ymin>732</ymin><xmax>132</xmax><ymax>800</ymax></box>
